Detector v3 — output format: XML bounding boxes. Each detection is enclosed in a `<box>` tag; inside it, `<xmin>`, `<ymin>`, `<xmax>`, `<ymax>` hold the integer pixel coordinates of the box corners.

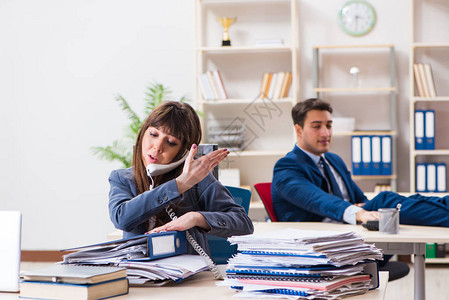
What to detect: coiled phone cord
<box><xmin>165</xmin><ymin>206</ymin><xmax>223</xmax><ymax>280</ymax></box>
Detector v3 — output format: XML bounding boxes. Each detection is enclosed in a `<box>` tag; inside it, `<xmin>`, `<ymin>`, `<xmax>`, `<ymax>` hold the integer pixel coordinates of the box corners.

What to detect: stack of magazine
<box><xmin>219</xmin><ymin>228</ymin><xmax>383</xmax><ymax>299</ymax></box>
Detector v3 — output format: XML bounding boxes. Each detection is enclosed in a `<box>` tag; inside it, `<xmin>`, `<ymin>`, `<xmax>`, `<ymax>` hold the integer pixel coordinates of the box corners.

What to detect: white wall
<box><xmin>0</xmin><ymin>0</ymin><xmax>194</xmax><ymax>250</ymax></box>
<box><xmin>0</xmin><ymin>0</ymin><xmax>416</xmax><ymax>250</ymax></box>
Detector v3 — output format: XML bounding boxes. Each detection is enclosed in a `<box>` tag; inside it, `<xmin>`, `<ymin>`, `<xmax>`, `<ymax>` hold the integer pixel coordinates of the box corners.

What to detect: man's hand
<box><xmin>356</xmin><ymin>209</ymin><xmax>379</xmax><ymax>224</ymax></box>
<box><xmin>147</xmin><ymin>211</ymin><xmax>211</xmax><ymax>234</ymax></box>
<box><xmin>175</xmin><ymin>144</ymin><xmax>229</xmax><ymax>194</ymax></box>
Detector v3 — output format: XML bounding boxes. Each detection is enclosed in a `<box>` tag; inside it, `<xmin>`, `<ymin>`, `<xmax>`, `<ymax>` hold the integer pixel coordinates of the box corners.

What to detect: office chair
<box><xmin>254</xmin><ymin>182</ymin><xmax>278</xmax><ymax>222</ymax></box>
<box><xmin>207</xmin><ymin>186</ymin><xmax>251</xmax><ymax>264</ymax></box>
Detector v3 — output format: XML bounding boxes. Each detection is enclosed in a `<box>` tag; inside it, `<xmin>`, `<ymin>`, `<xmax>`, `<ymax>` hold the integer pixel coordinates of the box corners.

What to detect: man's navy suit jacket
<box><xmin>272</xmin><ymin>145</ymin><xmax>368</xmax><ymax>222</ymax></box>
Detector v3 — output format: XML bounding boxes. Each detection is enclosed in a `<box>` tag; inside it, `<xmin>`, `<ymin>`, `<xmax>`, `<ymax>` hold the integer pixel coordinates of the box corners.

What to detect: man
<box><xmin>272</xmin><ymin>98</ymin><xmax>449</xmax><ymax>227</ymax></box>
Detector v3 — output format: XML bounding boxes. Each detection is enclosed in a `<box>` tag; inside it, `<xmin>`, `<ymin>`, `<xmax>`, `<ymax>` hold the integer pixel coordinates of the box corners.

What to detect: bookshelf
<box><xmin>193</xmin><ymin>0</ymin><xmax>299</xmax><ymax>186</ymax></box>
<box><xmin>409</xmin><ymin>0</ymin><xmax>449</xmax><ymax>194</ymax></box>
<box><xmin>312</xmin><ymin>44</ymin><xmax>398</xmax><ymax>192</ymax></box>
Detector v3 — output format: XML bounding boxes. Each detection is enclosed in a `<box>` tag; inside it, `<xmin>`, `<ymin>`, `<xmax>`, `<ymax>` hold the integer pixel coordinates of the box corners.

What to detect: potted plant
<box><xmin>91</xmin><ymin>82</ymin><xmax>189</xmax><ymax>168</ymax></box>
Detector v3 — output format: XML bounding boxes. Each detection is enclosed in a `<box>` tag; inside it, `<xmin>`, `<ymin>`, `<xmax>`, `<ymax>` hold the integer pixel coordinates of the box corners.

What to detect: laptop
<box><xmin>0</xmin><ymin>211</ymin><xmax>22</xmax><ymax>292</ymax></box>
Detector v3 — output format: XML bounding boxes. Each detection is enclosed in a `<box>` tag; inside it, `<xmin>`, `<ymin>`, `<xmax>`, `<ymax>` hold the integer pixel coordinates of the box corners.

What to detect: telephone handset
<box><xmin>146</xmin><ymin>151</ymin><xmax>189</xmax><ymax>177</ymax></box>
<box><xmin>165</xmin><ymin>206</ymin><xmax>223</xmax><ymax>280</ymax></box>
<box><xmin>146</xmin><ymin>152</ymin><xmax>223</xmax><ymax>279</ymax></box>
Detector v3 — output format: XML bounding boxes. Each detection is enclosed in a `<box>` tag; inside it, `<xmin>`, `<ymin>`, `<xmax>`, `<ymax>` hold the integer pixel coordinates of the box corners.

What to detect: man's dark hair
<box><xmin>291</xmin><ymin>98</ymin><xmax>333</xmax><ymax>127</ymax></box>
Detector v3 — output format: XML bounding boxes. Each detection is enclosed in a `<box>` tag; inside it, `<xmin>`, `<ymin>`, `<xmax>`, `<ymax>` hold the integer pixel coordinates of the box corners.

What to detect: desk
<box><xmin>252</xmin><ymin>222</ymin><xmax>449</xmax><ymax>300</ymax></box>
<box><xmin>117</xmin><ymin>271</ymin><xmax>388</xmax><ymax>300</ymax></box>
<box><xmin>4</xmin><ymin>263</ymin><xmax>387</xmax><ymax>300</ymax></box>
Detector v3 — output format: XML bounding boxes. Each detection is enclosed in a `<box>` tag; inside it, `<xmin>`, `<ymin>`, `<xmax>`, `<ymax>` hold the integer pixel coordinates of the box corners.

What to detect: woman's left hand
<box><xmin>147</xmin><ymin>211</ymin><xmax>211</xmax><ymax>234</ymax></box>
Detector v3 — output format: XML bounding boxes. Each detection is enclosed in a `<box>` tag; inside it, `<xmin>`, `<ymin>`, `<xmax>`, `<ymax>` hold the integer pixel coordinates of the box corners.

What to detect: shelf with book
<box><xmin>197</xmin><ymin>46</ymin><xmax>294</xmax><ymax>53</ymax></box>
<box><xmin>228</xmin><ymin>150</ymin><xmax>287</xmax><ymax>157</ymax></box>
<box><xmin>409</xmin><ymin>0</ymin><xmax>449</xmax><ymax>193</ymax></box>
<box><xmin>333</xmin><ymin>131</ymin><xmax>396</xmax><ymax>137</ymax></box>
<box><xmin>312</xmin><ymin>44</ymin><xmax>397</xmax><ymax>192</ymax></box>
<box><xmin>199</xmin><ymin>98</ymin><xmax>294</xmax><ymax>105</ymax></box>
<box><xmin>313</xmin><ymin>87</ymin><xmax>396</xmax><ymax>93</ymax></box>
<box><xmin>194</xmin><ymin>0</ymin><xmax>299</xmax><ymax>186</ymax></box>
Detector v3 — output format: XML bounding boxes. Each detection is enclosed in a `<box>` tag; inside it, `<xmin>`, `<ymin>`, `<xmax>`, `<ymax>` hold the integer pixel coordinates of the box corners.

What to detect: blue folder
<box><xmin>424</xmin><ymin>110</ymin><xmax>435</xmax><ymax>150</ymax></box>
<box><xmin>62</xmin><ymin>231</ymin><xmax>187</xmax><ymax>262</ymax></box>
<box><xmin>351</xmin><ymin>136</ymin><xmax>362</xmax><ymax>176</ymax></box>
<box><xmin>381</xmin><ymin>135</ymin><xmax>392</xmax><ymax>176</ymax></box>
<box><xmin>415</xmin><ymin>110</ymin><xmax>425</xmax><ymax>150</ymax></box>
<box><xmin>361</xmin><ymin>136</ymin><xmax>372</xmax><ymax>175</ymax></box>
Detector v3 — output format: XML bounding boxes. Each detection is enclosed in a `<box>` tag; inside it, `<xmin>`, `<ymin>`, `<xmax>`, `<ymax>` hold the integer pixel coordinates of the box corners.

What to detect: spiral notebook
<box><xmin>237</xmin><ymin>274</ymin><xmax>371</xmax><ymax>292</ymax></box>
<box><xmin>226</xmin><ymin>260</ymin><xmax>379</xmax><ymax>290</ymax></box>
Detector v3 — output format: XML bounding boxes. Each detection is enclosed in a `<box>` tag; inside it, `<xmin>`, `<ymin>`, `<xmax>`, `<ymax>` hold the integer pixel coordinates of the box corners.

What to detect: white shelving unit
<box><xmin>409</xmin><ymin>0</ymin><xmax>449</xmax><ymax>194</ymax></box>
<box><xmin>194</xmin><ymin>0</ymin><xmax>299</xmax><ymax>186</ymax></box>
<box><xmin>312</xmin><ymin>44</ymin><xmax>398</xmax><ymax>192</ymax></box>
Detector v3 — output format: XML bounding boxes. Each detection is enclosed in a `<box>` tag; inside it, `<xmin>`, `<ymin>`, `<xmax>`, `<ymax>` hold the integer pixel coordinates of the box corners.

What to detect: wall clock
<box><xmin>338</xmin><ymin>0</ymin><xmax>376</xmax><ymax>37</ymax></box>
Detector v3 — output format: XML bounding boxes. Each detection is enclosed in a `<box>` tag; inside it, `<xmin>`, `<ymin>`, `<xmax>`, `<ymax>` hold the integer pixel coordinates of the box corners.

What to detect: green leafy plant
<box><xmin>91</xmin><ymin>82</ymin><xmax>188</xmax><ymax>168</ymax></box>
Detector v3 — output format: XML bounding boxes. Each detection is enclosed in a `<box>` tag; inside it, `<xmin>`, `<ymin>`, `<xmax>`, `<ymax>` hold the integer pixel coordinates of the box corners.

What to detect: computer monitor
<box><xmin>0</xmin><ymin>211</ymin><xmax>22</xmax><ymax>292</ymax></box>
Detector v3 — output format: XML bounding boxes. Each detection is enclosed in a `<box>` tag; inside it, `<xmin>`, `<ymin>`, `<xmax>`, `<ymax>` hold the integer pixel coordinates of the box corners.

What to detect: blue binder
<box><xmin>361</xmin><ymin>136</ymin><xmax>372</xmax><ymax>175</ymax></box>
<box><xmin>426</xmin><ymin>163</ymin><xmax>437</xmax><ymax>193</ymax></box>
<box><xmin>371</xmin><ymin>136</ymin><xmax>382</xmax><ymax>175</ymax></box>
<box><xmin>425</xmin><ymin>110</ymin><xmax>435</xmax><ymax>150</ymax></box>
<box><xmin>436</xmin><ymin>163</ymin><xmax>447</xmax><ymax>192</ymax></box>
<box><xmin>381</xmin><ymin>135</ymin><xmax>392</xmax><ymax>175</ymax></box>
<box><xmin>351</xmin><ymin>136</ymin><xmax>362</xmax><ymax>176</ymax></box>
<box><xmin>415</xmin><ymin>110</ymin><xmax>425</xmax><ymax>150</ymax></box>
<box><xmin>416</xmin><ymin>163</ymin><xmax>427</xmax><ymax>193</ymax></box>
<box><xmin>62</xmin><ymin>231</ymin><xmax>187</xmax><ymax>262</ymax></box>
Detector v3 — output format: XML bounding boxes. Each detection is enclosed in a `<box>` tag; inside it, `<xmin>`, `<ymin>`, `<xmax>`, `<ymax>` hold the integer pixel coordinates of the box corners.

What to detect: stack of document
<box><xmin>118</xmin><ymin>255</ymin><xmax>208</xmax><ymax>286</ymax></box>
<box><xmin>61</xmin><ymin>231</ymin><xmax>207</xmax><ymax>286</ymax></box>
<box><xmin>220</xmin><ymin>228</ymin><xmax>382</xmax><ymax>299</ymax></box>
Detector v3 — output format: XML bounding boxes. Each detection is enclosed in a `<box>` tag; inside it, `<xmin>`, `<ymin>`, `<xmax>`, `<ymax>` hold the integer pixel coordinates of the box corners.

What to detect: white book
<box><xmin>212</xmin><ymin>70</ymin><xmax>227</xmax><ymax>99</ymax></box>
<box><xmin>424</xmin><ymin>64</ymin><xmax>437</xmax><ymax>98</ymax></box>
<box><xmin>200</xmin><ymin>73</ymin><xmax>215</xmax><ymax>100</ymax></box>
<box><xmin>197</xmin><ymin>74</ymin><xmax>208</xmax><ymax>100</ymax></box>
<box><xmin>272</xmin><ymin>72</ymin><xmax>285</xmax><ymax>99</ymax></box>
<box><xmin>207</xmin><ymin>71</ymin><xmax>219</xmax><ymax>100</ymax></box>
<box><xmin>418</xmin><ymin>63</ymin><xmax>430</xmax><ymax>97</ymax></box>
<box><xmin>267</xmin><ymin>72</ymin><xmax>278</xmax><ymax>99</ymax></box>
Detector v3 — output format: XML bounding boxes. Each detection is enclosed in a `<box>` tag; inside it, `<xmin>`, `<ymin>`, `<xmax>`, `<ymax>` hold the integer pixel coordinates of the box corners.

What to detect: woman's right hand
<box><xmin>175</xmin><ymin>144</ymin><xmax>229</xmax><ymax>194</ymax></box>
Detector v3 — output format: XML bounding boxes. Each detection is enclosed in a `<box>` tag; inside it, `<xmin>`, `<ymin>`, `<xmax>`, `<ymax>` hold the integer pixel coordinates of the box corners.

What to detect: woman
<box><xmin>108</xmin><ymin>101</ymin><xmax>254</xmax><ymax>256</ymax></box>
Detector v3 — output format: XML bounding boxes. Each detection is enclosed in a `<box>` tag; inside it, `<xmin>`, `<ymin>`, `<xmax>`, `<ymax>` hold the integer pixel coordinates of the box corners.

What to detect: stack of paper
<box><xmin>220</xmin><ymin>228</ymin><xmax>383</xmax><ymax>299</ymax></box>
<box><xmin>61</xmin><ymin>232</ymin><xmax>207</xmax><ymax>286</ymax></box>
<box><xmin>117</xmin><ymin>255</ymin><xmax>208</xmax><ymax>286</ymax></box>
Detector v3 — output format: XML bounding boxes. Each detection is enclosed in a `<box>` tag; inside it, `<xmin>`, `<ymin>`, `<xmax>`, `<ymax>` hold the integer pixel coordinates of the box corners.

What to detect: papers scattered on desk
<box><xmin>222</xmin><ymin>228</ymin><xmax>382</xmax><ymax>299</ymax></box>
<box><xmin>61</xmin><ymin>232</ymin><xmax>204</xmax><ymax>286</ymax></box>
<box><xmin>118</xmin><ymin>254</ymin><xmax>208</xmax><ymax>286</ymax></box>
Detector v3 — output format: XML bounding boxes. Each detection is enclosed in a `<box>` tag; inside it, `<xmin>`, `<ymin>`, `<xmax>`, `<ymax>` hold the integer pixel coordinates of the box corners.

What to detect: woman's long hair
<box><xmin>132</xmin><ymin>101</ymin><xmax>202</xmax><ymax>195</ymax></box>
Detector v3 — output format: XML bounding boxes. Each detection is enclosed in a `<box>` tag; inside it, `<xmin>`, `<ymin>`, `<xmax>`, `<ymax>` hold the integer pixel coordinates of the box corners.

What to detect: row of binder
<box><xmin>415</xmin><ymin>110</ymin><xmax>435</xmax><ymax>150</ymax></box>
<box><xmin>351</xmin><ymin>136</ymin><xmax>392</xmax><ymax>176</ymax></box>
<box><xmin>416</xmin><ymin>163</ymin><xmax>447</xmax><ymax>193</ymax></box>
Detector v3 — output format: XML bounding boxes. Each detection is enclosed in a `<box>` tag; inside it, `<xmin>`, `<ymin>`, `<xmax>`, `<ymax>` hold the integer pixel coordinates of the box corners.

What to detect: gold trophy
<box><xmin>218</xmin><ymin>17</ymin><xmax>237</xmax><ymax>46</ymax></box>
